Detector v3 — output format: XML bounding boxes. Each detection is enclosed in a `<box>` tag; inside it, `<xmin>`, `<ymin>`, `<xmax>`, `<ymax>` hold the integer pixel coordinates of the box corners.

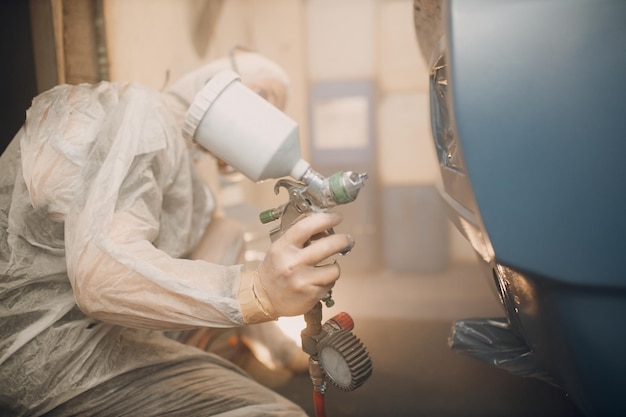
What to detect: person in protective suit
<box><xmin>0</xmin><ymin>51</ymin><xmax>352</xmax><ymax>416</ymax></box>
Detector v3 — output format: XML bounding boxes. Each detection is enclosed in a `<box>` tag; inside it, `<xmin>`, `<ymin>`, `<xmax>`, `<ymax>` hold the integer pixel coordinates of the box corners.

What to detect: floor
<box><xmin>235</xmin><ymin>262</ymin><xmax>585</xmax><ymax>417</ymax></box>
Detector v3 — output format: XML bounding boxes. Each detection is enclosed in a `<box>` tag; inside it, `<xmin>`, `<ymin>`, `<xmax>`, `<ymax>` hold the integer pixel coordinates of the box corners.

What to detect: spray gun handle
<box><xmin>259</xmin><ymin>172</ymin><xmax>367</xmax><ymax>307</ymax></box>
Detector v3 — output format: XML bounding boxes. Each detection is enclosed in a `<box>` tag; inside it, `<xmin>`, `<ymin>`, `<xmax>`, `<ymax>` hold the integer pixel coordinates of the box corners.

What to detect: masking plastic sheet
<box><xmin>449</xmin><ymin>317</ymin><xmax>559</xmax><ymax>387</ymax></box>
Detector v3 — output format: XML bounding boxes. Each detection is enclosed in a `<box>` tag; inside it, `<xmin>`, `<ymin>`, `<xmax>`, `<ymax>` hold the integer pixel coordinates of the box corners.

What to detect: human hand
<box><xmin>239</xmin><ymin>212</ymin><xmax>354</xmax><ymax>322</ymax></box>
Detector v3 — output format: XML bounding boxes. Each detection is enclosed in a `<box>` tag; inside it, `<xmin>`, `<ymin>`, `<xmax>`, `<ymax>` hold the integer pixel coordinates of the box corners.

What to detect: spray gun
<box><xmin>183</xmin><ymin>70</ymin><xmax>372</xmax><ymax>415</ymax></box>
<box><xmin>259</xmin><ymin>170</ymin><xmax>368</xmax><ymax>262</ymax></box>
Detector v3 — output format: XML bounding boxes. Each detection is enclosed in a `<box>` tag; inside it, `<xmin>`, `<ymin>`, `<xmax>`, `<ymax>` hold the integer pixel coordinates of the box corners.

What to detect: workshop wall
<box><xmin>102</xmin><ymin>0</ymin><xmax>477</xmax><ymax>272</ymax></box>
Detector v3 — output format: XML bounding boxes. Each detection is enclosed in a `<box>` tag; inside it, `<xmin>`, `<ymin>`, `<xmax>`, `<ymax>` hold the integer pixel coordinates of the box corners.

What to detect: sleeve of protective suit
<box><xmin>19</xmin><ymin>82</ymin><xmax>262</xmax><ymax>330</ymax></box>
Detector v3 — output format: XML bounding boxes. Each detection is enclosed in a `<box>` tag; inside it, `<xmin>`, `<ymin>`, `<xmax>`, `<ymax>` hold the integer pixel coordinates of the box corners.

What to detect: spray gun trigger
<box><xmin>322</xmin><ymin>291</ymin><xmax>335</xmax><ymax>308</ymax></box>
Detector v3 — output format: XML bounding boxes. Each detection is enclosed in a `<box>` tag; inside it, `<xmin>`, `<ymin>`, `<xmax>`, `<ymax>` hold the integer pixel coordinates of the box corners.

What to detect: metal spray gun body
<box><xmin>182</xmin><ymin>69</ymin><xmax>372</xmax><ymax>412</ymax></box>
<box><xmin>260</xmin><ymin>169</ymin><xmax>369</xmax><ymax>263</ymax></box>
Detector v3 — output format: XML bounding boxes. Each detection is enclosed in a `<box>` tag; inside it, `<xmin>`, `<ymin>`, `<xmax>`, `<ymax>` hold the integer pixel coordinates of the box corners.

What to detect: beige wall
<box><xmin>103</xmin><ymin>0</ymin><xmax>476</xmax><ymax>266</ymax></box>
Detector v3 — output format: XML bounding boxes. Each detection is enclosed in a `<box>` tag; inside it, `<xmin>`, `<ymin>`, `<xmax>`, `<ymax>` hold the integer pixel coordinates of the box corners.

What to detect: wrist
<box><xmin>238</xmin><ymin>270</ymin><xmax>278</xmax><ymax>324</ymax></box>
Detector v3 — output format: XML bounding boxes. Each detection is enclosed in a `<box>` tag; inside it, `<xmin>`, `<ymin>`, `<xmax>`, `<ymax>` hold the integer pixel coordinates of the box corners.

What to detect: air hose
<box><xmin>313</xmin><ymin>389</ymin><xmax>327</xmax><ymax>417</ymax></box>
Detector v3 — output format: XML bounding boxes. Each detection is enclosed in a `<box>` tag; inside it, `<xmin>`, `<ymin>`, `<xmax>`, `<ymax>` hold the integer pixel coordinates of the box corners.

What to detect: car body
<box><xmin>417</xmin><ymin>1</ymin><xmax>626</xmax><ymax>415</ymax></box>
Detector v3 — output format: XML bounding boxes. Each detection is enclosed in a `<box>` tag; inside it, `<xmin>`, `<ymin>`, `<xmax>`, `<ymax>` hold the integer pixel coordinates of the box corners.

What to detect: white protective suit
<box><xmin>0</xmin><ymin>53</ymin><xmax>305</xmax><ymax>416</ymax></box>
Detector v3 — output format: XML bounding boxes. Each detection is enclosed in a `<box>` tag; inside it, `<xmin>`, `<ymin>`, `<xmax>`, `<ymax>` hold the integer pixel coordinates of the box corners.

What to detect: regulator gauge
<box><xmin>317</xmin><ymin>329</ymin><xmax>373</xmax><ymax>391</ymax></box>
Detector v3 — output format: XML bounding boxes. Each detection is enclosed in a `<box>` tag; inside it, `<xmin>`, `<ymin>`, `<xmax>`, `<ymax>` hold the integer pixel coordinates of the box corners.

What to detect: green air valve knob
<box><xmin>259</xmin><ymin>208</ymin><xmax>279</xmax><ymax>224</ymax></box>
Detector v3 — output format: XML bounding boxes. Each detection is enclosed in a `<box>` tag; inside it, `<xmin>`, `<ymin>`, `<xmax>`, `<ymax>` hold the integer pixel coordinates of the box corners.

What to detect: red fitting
<box><xmin>328</xmin><ymin>312</ymin><xmax>354</xmax><ymax>331</ymax></box>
